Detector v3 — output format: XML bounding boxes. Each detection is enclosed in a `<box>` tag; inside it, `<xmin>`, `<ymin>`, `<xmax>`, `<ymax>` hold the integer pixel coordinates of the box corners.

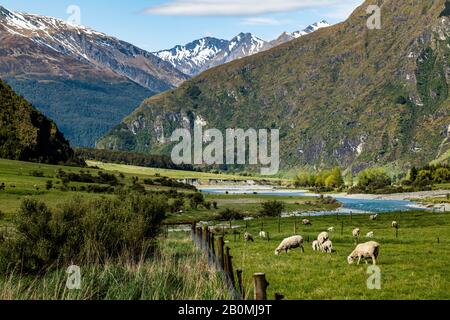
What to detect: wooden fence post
<box><xmin>341</xmin><ymin>221</ymin><xmax>344</xmax><ymax>236</ymax></box>
<box><xmin>396</xmin><ymin>228</ymin><xmax>398</xmax><ymax>239</ymax></box>
<box><xmin>198</xmin><ymin>227</ymin><xmax>203</xmax><ymax>249</ymax></box>
<box><xmin>191</xmin><ymin>223</ymin><xmax>196</xmax><ymax>242</ymax></box>
<box><xmin>210</xmin><ymin>232</ymin><xmax>215</xmax><ymax>257</ymax></box>
<box><xmin>253</xmin><ymin>273</ymin><xmax>269</xmax><ymax>300</ymax></box>
<box><xmin>278</xmin><ymin>216</ymin><xmax>281</xmax><ymax>233</ymax></box>
<box><xmin>202</xmin><ymin>227</ymin><xmax>209</xmax><ymax>251</ymax></box>
<box><xmin>226</xmin><ymin>247</ymin><xmax>235</xmax><ymax>288</ymax></box>
<box><xmin>237</xmin><ymin>269</ymin><xmax>245</xmax><ymax>300</ymax></box>
<box><xmin>216</xmin><ymin>236</ymin><xmax>225</xmax><ymax>270</ymax></box>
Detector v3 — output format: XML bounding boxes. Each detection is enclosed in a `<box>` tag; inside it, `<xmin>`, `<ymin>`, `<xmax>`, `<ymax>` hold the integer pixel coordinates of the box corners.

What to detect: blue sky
<box><xmin>0</xmin><ymin>0</ymin><xmax>363</xmax><ymax>52</ymax></box>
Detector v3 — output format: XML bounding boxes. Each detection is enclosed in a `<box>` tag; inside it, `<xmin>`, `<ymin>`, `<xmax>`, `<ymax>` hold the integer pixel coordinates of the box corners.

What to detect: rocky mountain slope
<box><xmin>0</xmin><ymin>79</ymin><xmax>74</xmax><ymax>164</ymax></box>
<box><xmin>155</xmin><ymin>21</ymin><xmax>330</xmax><ymax>76</ymax></box>
<box><xmin>98</xmin><ymin>0</ymin><xmax>450</xmax><ymax>174</ymax></box>
<box><xmin>0</xmin><ymin>5</ymin><xmax>188</xmax><ymax>146</ymax></box>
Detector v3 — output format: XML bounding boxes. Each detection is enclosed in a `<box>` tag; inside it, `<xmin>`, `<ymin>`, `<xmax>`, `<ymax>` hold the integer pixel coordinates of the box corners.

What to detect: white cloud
<box><xmin>241</xmin><ymin>17</ymin><xmax>283</xmax><ymax>26</ymax></box>
<box><xmin>323</xmin><ymin>0</ymin><xmax>363</xmax><ymax>20</ymax></box>
<box><xmin>144</xmin><ymin>0</ymin><xmax>343</xmax><ymax>16</ymax></box>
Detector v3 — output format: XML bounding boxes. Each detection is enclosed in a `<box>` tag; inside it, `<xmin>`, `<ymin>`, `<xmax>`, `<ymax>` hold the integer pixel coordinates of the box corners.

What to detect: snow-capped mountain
<box><xmin>156</xmin><ymin>21</ymin><xmax>331</xmax><ymax>76</ymax></box>
<box><xmin>0</xmin><ymin>5</ymin><xmax>188</xmax><ymax>91</ymax></box>
<box><xmin>270</xmin><ymin>20</ymin><xmax>331</xmax><ymax>46</ymax></box>
<box><xmin>155</xmin><ymin>33</ymin><xmax>270</xmax><ymax>76</ymax></box>
<box><xmin>0</xmin><ymin>5</ymin><xmax>188</xmax><ymax>147</ymax></box>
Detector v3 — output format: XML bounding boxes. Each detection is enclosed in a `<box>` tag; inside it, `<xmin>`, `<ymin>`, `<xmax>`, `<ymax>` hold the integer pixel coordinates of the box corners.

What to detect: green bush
<box><xmin>189</xmin><ymin>193</ymin><xmax>204</xmax><ymax>209</ymax></box>
<box><xmin>259</xmin><ymin>200</ymin><xmax>285</xmax><ymax>217</ymax></box>
<box><xmin>0</xmin><ymin>195</ymin><xmax>167</xmax><ymax>274</ymax></box>
<box><xmin>216</xmin><ymin>208</ymin><xmax>244</xmax><ymax>221</ymax></box>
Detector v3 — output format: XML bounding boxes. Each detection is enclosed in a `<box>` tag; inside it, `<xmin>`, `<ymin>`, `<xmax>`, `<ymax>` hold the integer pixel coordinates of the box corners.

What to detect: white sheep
<box><xmin>312</xmin><ymin>240</ymin><xmax>320</xmax><ymax>251</ymax></box>
<box><xmin>366</xmin><ymin>231</ymin><xmax>374</xmax><ymax>238</ymax></box>
<box><xmin>302</xmin><ymin>219</ymin><xmax>312</xmax><ymax>226</ymax></box>
<box><xmin>347</xmin><ymin>241</ymin><xmax>380</xmax><ymax>265</ymax></box>
<box><xmin>244</xmin><ymin>232</ymin><xmax>254</xmax><ymax>242</ymax></box>
<box><xmin>317</xmin><ymin>231</ymin><xmax>329</xmax><ymax>245</ymax></box>
<box><xmin>369</xmin><ymin>214</ymin><xmax>379</xmax><ymax>221</ymax></box>
<box><xmin>327</xmin><ymin>227</ymin><xmax>335</xmax><ymax>232</ymax></box>
<box><xmin>259</xmin><ymin>231</ymin><xmax>268</xmax><ymax>239</ymax></box>
<box><xmin>392</xmin><ymin>221</ymin><xmax>399</xmax><ymax>229</ymax></box>
<box><xmin>321</xmin><ymin>240</ymin><xmax>334</xmax><ymax>253</ymax></box>
<box><xmin>352</xmin><ymin>228</ymin><xmax>361</xmax><ymax>237</ymax></box>
<box><xmin>275</xmin><ymin>235</ymin><xmax>304</xmax><ymax>255</ymax></box>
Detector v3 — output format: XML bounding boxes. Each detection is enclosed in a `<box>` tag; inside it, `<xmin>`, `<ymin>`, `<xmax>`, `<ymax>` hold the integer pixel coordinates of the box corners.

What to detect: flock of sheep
<box><xmin>241</xmin><ymin>215</ymin><xmax>400</xmax><ymax>266</ymax></box>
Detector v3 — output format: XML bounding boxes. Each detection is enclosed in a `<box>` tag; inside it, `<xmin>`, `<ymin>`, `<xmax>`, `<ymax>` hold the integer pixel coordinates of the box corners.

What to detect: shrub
<box><xmin>45</xmin><ymin>180</ymin><xmax>53</xmax><ymax>190</ymax></box>
<box><xmin>29</xmin><ymin>170</ymin><xmax>44</xmax><ymax>177</ymax></box>
<box><xmin>259</xmin><ymin>200</ymin><xmax>285</xmax><ymax>217</ymax></box>
<box><xmin>189</xmin><ymin>193</ymin><xmax>204</xmax><ymax>209</ymax></box>
<box><xmin>0</xmin><ymin>195</ymin><xmax>167</xmax><ymax>274</ymax></box>
<box><xmin>203</xmin><ymin>201</ymin><xmax>212</xmax><ymax>210</ymax></box>
<box><xmin>212</xmin><ymin>201</ymin><xmax>218</xmax><ymax>209</ymax></box>
<box><xmin>216</xmin><ymin>208</ymin><xmax>244</xmax><ymax>221</ymax></box>
<box><xmin>357</xmin><ymin>168</ymin><xmax>392</xmax><ymax>189</ymax></box>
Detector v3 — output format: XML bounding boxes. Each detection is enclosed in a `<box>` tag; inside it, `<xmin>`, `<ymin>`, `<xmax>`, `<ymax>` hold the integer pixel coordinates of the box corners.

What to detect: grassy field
<box><xmin>0</xmin><ymin>158</ymin><xmax>333</xmax><ymax>224</ymax></box>
<box><xmin>87</xmin><ymin>160</ymin><xmax>285</xmax><ymax>182</ymax></box>
<box><xmin>2</xmin><ymin>157</ymin><xmax>449</xmax><ymax>300</ymax></box>
<box><xmin>218</xmin><ymin>211</ymin><xmax>450</xmax><ymax>300</ymax></box>
<box><xmin>166</xmin><ymin>193</ymin><xmax>340</xmax><ymax>223</ymax></box>
<box><xmin>0</xmin><ymin>233</ymin><xmax>231</xmax><ymax>300</ymax></box>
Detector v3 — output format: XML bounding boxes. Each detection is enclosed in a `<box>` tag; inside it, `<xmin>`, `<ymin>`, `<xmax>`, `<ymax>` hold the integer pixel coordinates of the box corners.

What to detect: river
<box><xmin>199</xmin><ymin>186</ymin><xmax>424</xmax><ymax>216</ymax></box>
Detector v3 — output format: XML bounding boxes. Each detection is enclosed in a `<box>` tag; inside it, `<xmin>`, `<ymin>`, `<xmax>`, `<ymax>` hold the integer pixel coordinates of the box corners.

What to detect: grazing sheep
<box><xmin>392</xmin><ymin>221</ymin><xmax>399</xmax><ymax>229</ymax></box>
<box><xmin>302</xmin><ymin>219</ymin><xmax>312</xmax><ymax>226</ymax></box>
<box><xmin>321</xmin><ymin>240</ymin><xmax>334</xmax><ymax>253</ymax></box>
<box><xmin>244</xmin><ymin>232</ymin><xmax>254</xmax><ymax>242</ymax></box>
<box><xmin>317</xmin><ymin>231</ymin><xmax>329</xmax><ymax>246</ymax></box>
<box><xmin>366</xmin><ymin>231</ymin><xmax>374</xmax><ymax>238</ymax></box>
<box><xmin>312</xmin><ymin>240</ymin><xmax>320</xmax><ymax>251</ymax></box>
<box><xmin>369</xmin><ymin>214</ymin><xmax>379</xmax><ymax>221</ymax></box>
<box><xmin>275</xmin><ymin>235</ymin><xmax>304</xmax><ymax>255</ymax></box>
<box><xmin>259</xmin><ymin>231</ymin><xmax>268</xmax><ymax>239</ymax></box>
<box><xmin>327</xmin><ymin>227</ymin><xmax>335</xmax><ymax>232</ymax></box>
<box><xmin>347</xmin><ymin>241</ymin><xmax>380</xmax><ymax>265</ymax></box>
<box><xmin>352</xmin><ymin>228</ymin><xmax>361</xmax><ymax>237</ymax></box>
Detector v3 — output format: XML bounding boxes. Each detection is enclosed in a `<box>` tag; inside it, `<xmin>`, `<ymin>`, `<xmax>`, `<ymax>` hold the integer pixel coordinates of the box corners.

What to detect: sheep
<box><xmin>369</xmin><ymin>214</ymin><xmax>379</xmax><ymax>221</ymax></box>
<box><xmin>327</xmin><ymin>227</ymin><xmax>335</xmax><ymax>232</ymax></box>
<box><xmin>259</xmin><ymin>231</ymin><xmax>268</xmax><ymax>239</ymax></box>
<box><xmin>392</xmin><ymin>221</ymin><xmax>399</xmax><ymax>229</ymax></box>
<box><xmin>312</xmin><ymin>240</ymin><xmax>320</xmax><ymax>251</ymax></box>
<box><xmin>366</xmin><ymin>231</ymin><xmax>374</xmax><ymax>238</ymax></box>
<box><xmin>352</xmin><ymin>228</ymin><xmax>361</xmax><ymax>237</ymax></box>
<box><xmin>317</xmin><ymin>231</ymin><xmax>329</xmax><ymax>245</ymax></box>
<box><xmin>321</xmin><ymin>240</ymin><xmax>334</xmax><ymax>253</ymax></box>
<box><xmin>347</xmin><ymin>241</ymin><xmax>380</xmax><ymax>265</ymax></box>
<box><xmin>244</xmin><ymin>232</ymin><xmax>254</xmax><ymax>242</ymax></box>
<box><xmin>302</xmin><ymin>219</ymin><xmax>312</xmax><ymax>226</ymax></box>
<box><xmin>275</xmin><ymin>235</ymin><xmax>304</xmax><ymax>255</ymax></box>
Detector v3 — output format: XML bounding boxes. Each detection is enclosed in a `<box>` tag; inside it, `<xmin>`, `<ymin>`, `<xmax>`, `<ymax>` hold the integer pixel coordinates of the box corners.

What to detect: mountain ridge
<box><xmin>154</xmin><ymin>21</ymin><xmax>331</xmax><ymax>76</ymax></box>
<box><xmin>98</xmin><ymin>0</ymin><xmax>450</xmax><ymax>174</ymax></box>
<box><xmin>0</xmin><ymin>5</ymin><xmax>187</xmax><ymax>147</ymax></box>
<box><xmin>0</xmin><ymin>78</ymin><xmax>75</xmax><ymax>164</ymax></box>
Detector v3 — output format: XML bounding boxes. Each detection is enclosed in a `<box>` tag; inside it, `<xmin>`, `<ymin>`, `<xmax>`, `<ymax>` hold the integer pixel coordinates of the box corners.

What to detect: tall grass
<box><xmin>0</xmin><ymin>235</ymin><xmax>232</xmax><ymax>300</ymax></box>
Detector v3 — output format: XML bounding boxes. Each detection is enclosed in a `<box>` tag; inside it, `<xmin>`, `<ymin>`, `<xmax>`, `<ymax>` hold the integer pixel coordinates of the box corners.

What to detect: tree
<box><xmin>357</xmin><ymin>168</ymin><xmax>392</xmax><ymax>189</ymax></box>
<box><xmin>190</xmin><ymin>193</ymin><xmax>204</xmax><ymax>209</ymax></box>
<box><xmin>259</xmin><ymin>200</ymin><xmax>285</xmax><ymax>217</ymax></box>
<box><xmin>45</xmin><ymin>180</ymin><xmax>53</xmax><ymax>190</ymax></box>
